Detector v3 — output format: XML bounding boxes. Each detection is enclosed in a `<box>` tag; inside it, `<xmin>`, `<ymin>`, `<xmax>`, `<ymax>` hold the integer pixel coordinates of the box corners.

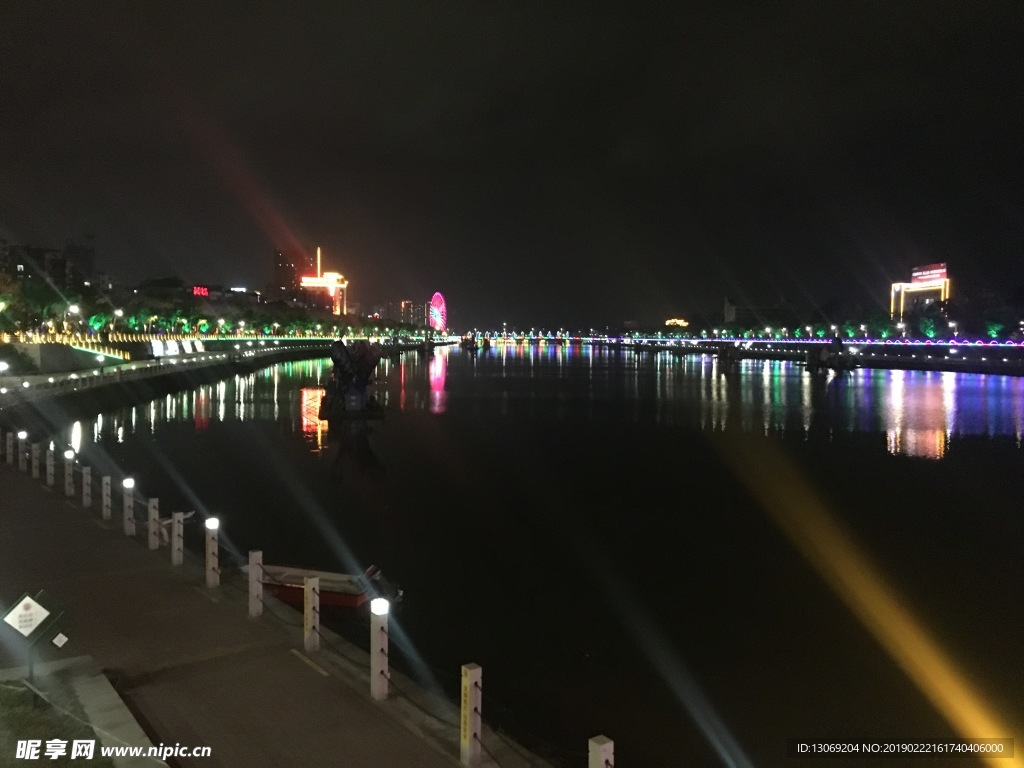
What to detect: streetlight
<box><xmin>64</xmin><ymin>304</ymin><xmax>80</xmax><ymax>334</ymax></box>
<box><xmin>205</xmin><ymin>517</ymin><xmax>220</xmax><ymax>588</ymax></box>
<box><xmin>370</xmin><ymin>597</ymin><xmax>390</xmax><ymax>701</ymax></box>
<box><xmin>122</xmin><ymin>477</ymin><xmax>135</xmax><ymax>535</ymax></box>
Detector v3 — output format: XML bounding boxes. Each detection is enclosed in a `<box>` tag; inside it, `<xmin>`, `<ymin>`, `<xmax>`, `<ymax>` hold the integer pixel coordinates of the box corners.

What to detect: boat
<box><xmin>238</xmin><ymin>563</ymin><xmax>401</xmax><ymax>609</ymax></box>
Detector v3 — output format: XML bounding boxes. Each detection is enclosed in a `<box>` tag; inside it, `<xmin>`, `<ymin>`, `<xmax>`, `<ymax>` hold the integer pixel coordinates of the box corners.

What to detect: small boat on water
<box><xmin>238</xmin><ymin>564</ymin><xmax>401</xmax><ymax>609</ymax></box>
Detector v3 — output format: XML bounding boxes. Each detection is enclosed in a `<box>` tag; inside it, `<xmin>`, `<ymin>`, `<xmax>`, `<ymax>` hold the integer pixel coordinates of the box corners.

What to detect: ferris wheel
<box><xmin>429</xmin><ymin>292</ymin><xmax>447</xmax><ymax>332</ymax></box>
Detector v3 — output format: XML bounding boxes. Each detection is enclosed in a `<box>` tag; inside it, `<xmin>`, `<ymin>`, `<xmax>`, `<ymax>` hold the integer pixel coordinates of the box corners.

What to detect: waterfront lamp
<box><xmin>122</xmin><ymin>478</ymin><xmax>136</xmax><ymax>536</ymax></box>
<box><xmin>370</xmin><ymin>597</ymin><xmax>390</xmax><ymax>700</ymax></box>
<box><xmin>205</xmin><ymin>517</ymin><xmax>220</xmax><ymax>588</ymax></box>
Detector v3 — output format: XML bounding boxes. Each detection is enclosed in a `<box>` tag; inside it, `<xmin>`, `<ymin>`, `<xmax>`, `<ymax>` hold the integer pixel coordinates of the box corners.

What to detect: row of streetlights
<box><xmin>708</xmin><ymin>320</ymin><xmax>961</xmax><ymax>339</ymax></box>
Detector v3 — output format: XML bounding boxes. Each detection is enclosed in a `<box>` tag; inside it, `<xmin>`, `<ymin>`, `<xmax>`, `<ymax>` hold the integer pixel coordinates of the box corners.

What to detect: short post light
<box><xmin>588</xmin><ymin>736</ymin><xmax>614</xmax><ymax>768</ymax></box>
<box><xmin>101</xmin><ymin>476</ymin><xmax>112</xmax><ymax>520</ymax></box>
<box><xmin>248</xmin><ymin>551</ymin><xmax>263</xmax><ymax>618</ymax></box>
<box><xmin>82</xmin><ymin>466</ymin><xmax>92</xmax><ymax>508</ymax></box>
<box><xmin>370</xmin><ymin>597</ymin><xmax>390</xmax><ymax>701</ymax></box>
<box><xmin>171</xmin><ymin>512</ymin><xmax>184</xmax><ymax>566</ymax></box>
<box><xmin>304</xmin><ymin>576</ymin><xmax>320</xmax><ymax>652</ymax></box>
<box><xmin>460</xmin><ymin>663</ymin><xmax>482</xmax><ymax>767</ymax></box>
<box><xmin>44</xmin><ymin>447</ymin><xmax>54</xmax><ymax>486</ymax></box>
<box><xmin>205</xmin><ymin>517</ymin><xmax>220</xmax><ymax>588</ymax></box>
<box><xmin>147</xmin><ymin>498</ymin><xmax>160</xmax><ymax>550</ymax></box>
<box><xmin>122</xmin><ymin>478</ymin><xmax>136</xmax><ymax>536</ymax></box>
<box><xmin>63</xmin><ymin>449</ymin><xmax>75</xmax><ymax>497</ymax></box>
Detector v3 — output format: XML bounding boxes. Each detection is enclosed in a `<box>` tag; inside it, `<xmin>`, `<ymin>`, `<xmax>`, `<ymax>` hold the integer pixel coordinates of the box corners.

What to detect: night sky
<box><xmin>1</xmin><ymin>2</ymin><xmax>1021</xmax><ymax>328</ymax></box>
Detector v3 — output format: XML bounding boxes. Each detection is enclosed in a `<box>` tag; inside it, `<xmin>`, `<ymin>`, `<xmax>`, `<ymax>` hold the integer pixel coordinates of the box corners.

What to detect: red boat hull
<box><xmin>264</xmin><ymin>582</ymin><xmax>368</xmax><ymax>609</ymax></box>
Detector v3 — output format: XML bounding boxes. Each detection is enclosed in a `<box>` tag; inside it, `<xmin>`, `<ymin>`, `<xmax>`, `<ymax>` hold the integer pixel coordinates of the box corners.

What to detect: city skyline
<box><xmin>1</xmin><ymin>3</ymin><xmax>1022</xmax><ymax>328</ymax></box>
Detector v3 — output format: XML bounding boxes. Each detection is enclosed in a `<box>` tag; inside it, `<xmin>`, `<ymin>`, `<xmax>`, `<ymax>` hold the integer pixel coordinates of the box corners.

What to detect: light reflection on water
<box><xmin>68</xmin><ymin>347</ymin><xmax>1024</xmax><ymax>460</ymax></box>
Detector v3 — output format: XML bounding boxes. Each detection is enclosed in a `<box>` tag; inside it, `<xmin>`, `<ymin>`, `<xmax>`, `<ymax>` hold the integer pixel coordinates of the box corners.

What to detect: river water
<box><xmin>60</xmin><ymin>344</ymin><xmax>1023</xmax><ymax>766</ymax></box>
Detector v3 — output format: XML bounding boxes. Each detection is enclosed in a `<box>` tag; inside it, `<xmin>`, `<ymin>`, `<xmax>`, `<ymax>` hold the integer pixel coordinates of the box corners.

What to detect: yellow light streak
<box><xmin>713</xmin><ymin>432</ymin><xmax>1021</xmax><ymax>768</ymax></box>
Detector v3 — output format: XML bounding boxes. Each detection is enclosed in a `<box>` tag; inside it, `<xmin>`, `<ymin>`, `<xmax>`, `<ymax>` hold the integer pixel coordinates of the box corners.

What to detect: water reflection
<box><xmin>428</xmin><ymin>348</ymin><xmax>448</xmax><ymax>414</ymax></box>
<box><xmin>63</xmin><ymin>347</ymin><xmax>1024</xmax><ymax>462</ymax></box>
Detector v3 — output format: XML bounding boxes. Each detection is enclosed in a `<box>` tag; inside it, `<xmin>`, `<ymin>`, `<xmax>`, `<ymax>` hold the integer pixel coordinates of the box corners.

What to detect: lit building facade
<box><xmin>298</xmin><ymin>247</ymin><xmax>348</xmax><ymax>315</ymax></box>
<box><xmin>890</xmin><ymin>263</ymin><xmax>951</xmax><ymax>319</ymax></box>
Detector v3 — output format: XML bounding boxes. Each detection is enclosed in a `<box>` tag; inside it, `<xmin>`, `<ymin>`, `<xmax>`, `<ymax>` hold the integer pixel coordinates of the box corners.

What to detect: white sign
<box><xmin>3</xmin><ymin>597</ymin><xmax>50</xmax><ymax>638</ymax></box>
<box><xmin>52</xmin><ymin>633</ymin><xmax>69</xmax><ymax>648</ymax></box>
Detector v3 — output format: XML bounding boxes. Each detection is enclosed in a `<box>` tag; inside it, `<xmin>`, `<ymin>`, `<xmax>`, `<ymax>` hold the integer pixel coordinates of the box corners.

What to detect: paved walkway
<box><xmin>0</xmin><ymin>459</ymin><xmax>538</xmax><ymax>767</ymax></box>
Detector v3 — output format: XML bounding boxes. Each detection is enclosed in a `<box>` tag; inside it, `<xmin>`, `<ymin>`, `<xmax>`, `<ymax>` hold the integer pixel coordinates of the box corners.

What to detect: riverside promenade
<box><xmin>0</xmin><ymin>460</ymin><xmax>542</xmax><ymax>767</ymax></box>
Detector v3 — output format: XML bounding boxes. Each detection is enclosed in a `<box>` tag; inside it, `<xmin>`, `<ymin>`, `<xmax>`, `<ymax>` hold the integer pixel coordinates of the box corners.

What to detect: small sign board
<box><xmin>52</xmin><ymin>633</ymin><xmax>69</xmax><ymax>648</ymax></box>
<box><xmin>3</xmin><ymin>596</ymin><xmax>50</xmax><ymax>638</ymax></box>
<box><xmin>911</xmin><ymin>263</ymin><xmax>947</xmax><ymax>284</ymax></box>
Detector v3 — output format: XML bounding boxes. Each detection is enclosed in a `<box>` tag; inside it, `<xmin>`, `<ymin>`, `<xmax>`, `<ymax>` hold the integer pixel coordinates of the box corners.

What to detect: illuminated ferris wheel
<box><xmin>429</xmin><ymin>292</ymin><xmax>447</xmax><ymax>332</ymax></box>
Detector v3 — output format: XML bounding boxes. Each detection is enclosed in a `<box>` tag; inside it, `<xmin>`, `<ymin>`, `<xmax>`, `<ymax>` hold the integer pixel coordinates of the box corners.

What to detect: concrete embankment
<box><xmin>0</xmin><ymin>437</ymin><xmax>549</xmax><ymax>767</ymax></box>
<box><xmin>0</xmin><ymin>344</ymin><xmax>331</xmax><ymax>433</ymax></box>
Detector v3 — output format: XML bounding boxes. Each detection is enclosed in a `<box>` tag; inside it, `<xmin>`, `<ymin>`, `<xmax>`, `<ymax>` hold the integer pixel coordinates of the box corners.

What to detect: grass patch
<box><xmin>0</xmin><ymin>674</ymin><xmax>115</xmax><ymax>766</ymax></box>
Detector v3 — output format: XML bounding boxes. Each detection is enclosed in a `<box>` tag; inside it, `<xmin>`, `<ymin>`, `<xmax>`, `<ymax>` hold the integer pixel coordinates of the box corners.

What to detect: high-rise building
<box><xmin>380</xmin><ymin>299</ymin><xmax>420</xmax><ymax>325</ymax></box>
<box><xmin>273</xmin><ymin>250</ymin><xmax>298</xmax><ymax>293</ymax></box>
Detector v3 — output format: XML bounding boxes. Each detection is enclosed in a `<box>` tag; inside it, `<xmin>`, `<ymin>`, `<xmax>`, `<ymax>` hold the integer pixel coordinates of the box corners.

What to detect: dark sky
<box><xmin>1</xmin><ymin>2</ymin><xmax>1022</xmax><ymax>328</ymax></box>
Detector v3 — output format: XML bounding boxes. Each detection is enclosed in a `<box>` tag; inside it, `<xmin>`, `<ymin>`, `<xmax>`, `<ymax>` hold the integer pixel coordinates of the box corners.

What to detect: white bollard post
<box><xmin>171</xmin><ymin>512</ymin><xmax>184</xmax><ymax>566</ymax></box>
<box><xmin>82</xmin><ymin>467</ymin><xmax>92</xmax><ymax>508</ymax></box>
<box><xmin>248</xmin><ymin>550</ymin><xmax>263</xmax><ymax>618</ymax></box>
<box><xmin>147</xmin><ymin>499</ymin><xmax>159</xmax><ymax>550</ymax></box>
<box><xmin>31</xmin><ymin>443</ymin><xmax>41</xmax><ymax>479</ymax></box>
<box><xmin>101</xmin><ymin>476</ymin><xmax>112</xmax><ymax>520</ymax></box>
<box><xmin>17</xmin><ymin>433</ymin><xmax>27</xmax><ymax>472</ymax></box>
<box><xmin>45</xmin><ymin>449</ymin><xmax>54</xmax><ymax>487</ymax></box>
<box><xmin>205</xmin><ymin>518</ymin><xmax>219</xmax><ymax>588</ymax></box>
<box><xmin>370</xmin><ymin>598</ymin><xmax>390</xmax><ymax>701</ymax></box>
<box><xmin>460</xmin><ymin>663</ymin><xmax>482</xmax><ymax>767</ymax></box>
<box><xmin>4</xmin><ymin>432</ymin><xmax>12</xmax><ymax>465</ymax></box>
<box><xmin>304</xmin><ymin>576</ymin><xmax>319</xmax><ymax>652</ymax></box>
<box><xmin>64</xmin><ymin>455</ymin><xmax>74</xmax><ymax>497</ymax></box>
<box><xmin>122</xmin><ymin>479</ymin><xmax>135</xmax><ymax>536</ymax></box>
<box><xmin>588</xmin><ymin>736</ymin><xmax>614</xmax><ymax>768</ymax></box>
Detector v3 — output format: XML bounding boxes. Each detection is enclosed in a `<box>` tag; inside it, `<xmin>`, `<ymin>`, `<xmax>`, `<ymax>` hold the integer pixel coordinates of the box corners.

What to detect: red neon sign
<box><xmin>911</xmin><ymin>264</ymin><xmax>947</xmax><ymax>284</ymax></box>
<box><xmin>193</xmin><ymin>285</ymin><xmax>209</xmax><ymax>297</ymax></box>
